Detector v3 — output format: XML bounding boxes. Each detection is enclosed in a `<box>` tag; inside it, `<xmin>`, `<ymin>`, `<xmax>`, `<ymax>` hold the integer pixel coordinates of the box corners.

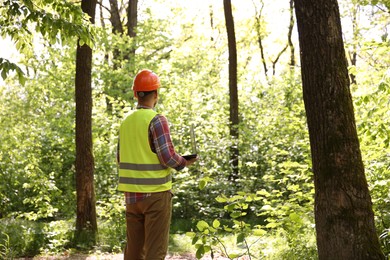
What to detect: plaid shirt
<box><xmin>118</xmin><ymin>106</ymin><xmax>186</xmax><ymax>204</ymax></box>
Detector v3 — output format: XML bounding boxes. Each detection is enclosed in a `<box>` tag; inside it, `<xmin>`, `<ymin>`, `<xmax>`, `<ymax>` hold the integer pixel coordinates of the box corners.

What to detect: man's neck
<box><xmin>137</xmin><ymin>103</ymin><xmax>154</xmax><ymax>109</ymax></box>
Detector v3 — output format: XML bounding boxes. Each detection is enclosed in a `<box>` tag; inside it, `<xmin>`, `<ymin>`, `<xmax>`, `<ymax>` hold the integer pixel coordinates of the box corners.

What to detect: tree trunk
<box><xmin>75</xmin><ymin>0</ymin><xmax>97</xmax><ymax>245</ymax></box>
<box><xmin>109</xmin><ymin>0</ymin><xmax>123</xmax><ymax>34</ymax></box>
<box><xmin>127</xmin><ymin>0</ymin><xmax>138</xmax><ymax>60</ymax></box>
<box><xmin>223</xmin><ymin>0</ymin><xmax>239</xmax><ymax>181</ymax></box>
<box><xmin>127</xmin><ymin>0</ymin><xmax>137</xmax><ymax>38</ymax></box>
<box><xmin>271</xmin><ymin>45</ymin><xmax>288</xmax><ymax>76</ymax></box>
<box><xmin>106</xmin><ymin>0</ymin><xmax>123</xmax><ymax>113</ymax></box>
<box><xmin>348</xmin><ymin>3</ymin><xmax>358</xmax><ymax>85</ymax></box>
<box><xmin>294</xmin><ymin>0</ymin><xmax>384</xmax><ymax>259</ymax></box>
<box><xmin>288</xmin><ymin>0</ymin><xmax>295</xmax><ymax>67</ymax></box>
<box><xmin>108</xmin><ymin>0</ymin><xmax>123</xmax><ymax>66</ymax></box>
<box><xmin>209</xmin><ymin>4</ymin><xmax>214</xmax><ymax>42</ymax></box>
<box><xmin>253</xmin><ymin>0</ymin><xmax>268</xmax><ymax>81</ymax></box>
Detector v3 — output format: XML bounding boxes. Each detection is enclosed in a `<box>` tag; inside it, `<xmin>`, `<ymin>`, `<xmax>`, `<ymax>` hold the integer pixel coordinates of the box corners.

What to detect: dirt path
<box><xmin>16</xmin><ymin>253</ymin><xmax>232</xmax><ymax>260</ymax></box>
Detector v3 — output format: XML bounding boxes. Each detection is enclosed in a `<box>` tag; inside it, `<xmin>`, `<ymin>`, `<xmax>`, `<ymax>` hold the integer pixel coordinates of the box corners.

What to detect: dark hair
<box><xmin>137</xmin><ymin>90</ymin><xmax>156</xmax><ymax>99</ymax></box>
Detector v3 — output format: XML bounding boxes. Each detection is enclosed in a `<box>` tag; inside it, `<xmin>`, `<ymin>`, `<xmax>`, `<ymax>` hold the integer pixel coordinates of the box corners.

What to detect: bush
<box><xmin>0</xmin><ymin>218</ymin><xmax>45</xmax><ymax>257</ymax></box>
<box><xmin>95</xmin><ymin>194</ymin><xmax>126</xmax><ymax>253</ymax></box>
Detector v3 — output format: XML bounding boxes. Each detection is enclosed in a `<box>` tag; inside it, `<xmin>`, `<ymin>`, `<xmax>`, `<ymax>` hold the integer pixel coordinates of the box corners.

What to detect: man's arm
<box><xmin>149</xmin><ymin>115</ymin><xmax>189</xmax><ymax>171</ymax></box>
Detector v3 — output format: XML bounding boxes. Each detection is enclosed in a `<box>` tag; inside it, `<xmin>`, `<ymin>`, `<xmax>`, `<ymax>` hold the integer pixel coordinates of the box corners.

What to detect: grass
<box><xmin>1</xmin><ymin>217</ymin><xmax>319</xmax><ymax>259</ymax></box>
<box><xmin>169</xmin><ymin>234</ymin><xmax>195</xmax><ymax>254</ymax></box>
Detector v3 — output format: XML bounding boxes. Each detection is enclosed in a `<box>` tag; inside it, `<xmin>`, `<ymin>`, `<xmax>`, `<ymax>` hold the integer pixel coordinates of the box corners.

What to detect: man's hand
<box><xmin>185</xmin><ymin>155</ymin><xmax>199</xmax><ymax>166</ymax></box>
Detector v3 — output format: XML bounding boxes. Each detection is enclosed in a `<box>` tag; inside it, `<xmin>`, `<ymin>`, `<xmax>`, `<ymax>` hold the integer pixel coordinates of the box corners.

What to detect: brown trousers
<box><xmin>124</xmin><ymin>191</ymin><xmax>172</xmax><ymax>260</ymax></box>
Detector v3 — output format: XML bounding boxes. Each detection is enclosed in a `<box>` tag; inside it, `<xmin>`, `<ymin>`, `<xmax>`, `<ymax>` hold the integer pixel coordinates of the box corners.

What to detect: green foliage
<box><xmin>0</xmin><ymin>233</ymin><xmax>14</xmax><ymax>260</ymax></box>
<box><xmin>354</xmin><ymin>72</ymin><xmax>390</xmax><ymax>256</ymax></box>
<box><xmin>168</xmin><ymin>234</ymin><xmax>195</xmax><ymax>255</ymax></box>
<box><xmin>0</xmin><ymin>0</ymin><xmax>95</xmax><ymax>82</ymax></box>
<box><xmin>0</xmin><ymin>0</ymin><xmax>389</xmax><ymax>258</ymax></box>
<box><xmin>0</xmin><ymin>42</ymin><xmax>77</xmax><ymax>220</ymax></box>
<box><xmin>0</xmin><ymin>0</ymin><xmax>94</xmax><ymax>47</ymax></box>
<box><xmin>41</xmin><ymin>220</ymin><xmax>73</xmax><ymax>254</ymax></box>
<box><xmin>95</xmin><ymin>194</ymin><xmax>126</xmax><ymax>253</ymax></box>
<box><xmin>357</xmin><ymin>0</ymin><xmax>390</xmax><ymax>10</ymax></box>
<box><xmin>187</xmin><ymin>219</ymin><xmax>230</xmax><ymax>259</ymax></box>
<box><xmin>0</xmin><ymin>218</ymin><xmax>45</xmax><ymax>257</ymax></box>
<box><xmin>380</xmin><ymin>228</ymin><xmax>390</xmax><ymax>257</ymax></box>
<box><xmin>0</xmin><ymin>58</ymin><xmax>25</xmax><ymax>84</ymax></box>
<box><xmin>190</xmin><ymin>187</ymin><xmax>317</xmax><ymax>259</ymax></box>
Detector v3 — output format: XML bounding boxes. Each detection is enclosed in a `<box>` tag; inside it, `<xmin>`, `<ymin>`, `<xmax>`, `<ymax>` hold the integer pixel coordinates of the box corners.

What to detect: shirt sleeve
<box><xmin>149</xmin><ymin>114</ymin><xmax>186</xmax><ymax>171</ymax></box>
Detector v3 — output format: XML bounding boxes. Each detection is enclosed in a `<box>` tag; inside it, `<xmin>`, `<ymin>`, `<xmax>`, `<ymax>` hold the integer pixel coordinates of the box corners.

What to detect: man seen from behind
<box><xmin>117</xmin><ymin>69</ymin><xmax>198</xmax><ymax>260</ymax></box>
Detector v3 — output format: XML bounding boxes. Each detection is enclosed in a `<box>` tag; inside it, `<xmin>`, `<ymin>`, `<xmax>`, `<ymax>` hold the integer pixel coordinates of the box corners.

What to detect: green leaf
<box><xmin>256</xmin><ymin>189</ymin><xmax>270</xmax><ymax>197</ymax></box>
<box><xmin>192</xmin><ymin>235</ymin><xmax>199</xmax><ymax>245</ymax></box>
<box><xmin>212</xmin><ymin>219</ymin><xmax>220</xmax><ymax>229</ymax></box>
<box><xmin>224</xmin><ymin>225</ymin><xmax>233</xmax><ymax>232</ymax></box>
<box><xmin>225</xmin><ymin>202</ymin><xmax>237</xmax><ymax>211</ymax></box>
<box><xmin>229</xmin><ymin>253</ymin><xmax>240</xmax><ymax>259</ymax></box>
<box><xmin>237</xmin><ymin>233</ymin><xmax>245</xmax><ymax>244</ymax></box>
<box><xmin>261</xmin><ymin>204</ymin><xmax>273</xmax><ymax>211</ymax></box>
<box><xmin>266</xmin><ymin>222</ymin><xmax>279</xmax><ymax>228</ymax></box>
<box><xmin>230</xmin><ymin>211</ymin><xmax>241</xmax><ymax>218</ymax></box>
<box><xmin>199</xmin><ymin>179</ymin><xmax>207</xmax><ymax>190</ymax></box>
<box><xmin>186</xmin><ymin>231</ymin><xmax>196</xmax><ymax>238</ymax></box>
<box><xmin>208</xmin><ymin>226</ymin><xmax>216</xmax><ymax>233</ymax></box>
<box><xmin>289</xmin><ymin>212</ymin><xmax>301</xmax><ymax>223</ymax></box>
<box><xmin>253</xmin><ymin>228</ymin><xmax>267</xmax><ymax>236</ymax></box>
<box><xmin>215</xmin><ymin>195</ymin><xmax>227</xmax><ymax>203</ymax></box>
<box><xmin>196</xmin><ymin>245</ymin><xmax>205</xmax><ymax>259</ymax></box>
<box><xmin>196</xmin><ymin>220</ymin><xmax>209</xmax><ymax>231</ymax></box>
<box><xmin>378</xmin><ymin>82</ymin><xmax>388</xmax><ymax>92</ymax></box>
<box><xmin>245</xmin><ymin>196</ymin><xmax>253</xmax><ymax>202</ymax></box>
<box><xmin>1</xmin><ymin>69</ymin><xmax>7</xmax><ymax>80</ymax></box>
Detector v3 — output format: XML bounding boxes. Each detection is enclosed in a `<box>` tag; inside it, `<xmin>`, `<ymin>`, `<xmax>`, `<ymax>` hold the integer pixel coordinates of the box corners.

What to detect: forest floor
<box><xmin>15</xmin><ymin>252</ymin><xmax>238</xmax><ymax>259</ymax></box>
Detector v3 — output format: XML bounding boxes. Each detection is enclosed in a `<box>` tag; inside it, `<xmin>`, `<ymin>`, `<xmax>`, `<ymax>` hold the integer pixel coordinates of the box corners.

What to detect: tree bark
<box><xmin>209</xmin><ymin>4</ymin><xmax>214</xmax><ymax>42</ymax></box>
<box><xmin>288</xmin><ymin>0</ymin><xmax>295</xmax><ymax>67</ymax></box>
<box><xmin>127</xmin><ymin>0</ymin><xmax>137</xmax><ymax>38</ymax></box>
<box><xmin>75</xmin><ymin>0</ymin><xmax>97</xmax><ymax>244</ymax></box>
<box><xmin>348</xmin><ymin>3</ymin><xmax>358</xmax><ymax>85</ymax></box>
<box><xmin>271</xmin><ymin>45</ymin><xmax>288</xmax><ymax>76</ymax></box>
<box><xmin>253</xmin><ymin>0</ymin><xmax>268</xmax><ymax>81</ymax></box>
<box><xmin>109</xmin><ymin>0</ymin><xmax>123</xmax><ymax>34</ymax></box>
<box><xmin>294</xmin><ymin>0</ymin><xmax>384</xmax><ymax>259</ymax></box>
<box><xmin>127</xmin><ymin>0</ymin><xmax>138</xmax><ymax>60</ymax></box>
<box><xmin>223</xmin><ymin>0</ymin><xmax>239</xmax><ymax>181</ymax></box>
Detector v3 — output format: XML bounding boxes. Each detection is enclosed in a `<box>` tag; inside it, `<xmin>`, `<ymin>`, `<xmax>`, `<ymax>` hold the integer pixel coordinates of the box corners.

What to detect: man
<box><xmin>117</xmin><ymin>69</ymin><xmax>198</xmax><ymax>260</ymax></box>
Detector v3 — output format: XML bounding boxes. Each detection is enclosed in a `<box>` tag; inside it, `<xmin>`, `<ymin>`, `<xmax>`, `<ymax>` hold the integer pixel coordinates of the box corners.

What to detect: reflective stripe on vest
<box><xmin>118</xmin><ymin>109</ymin><xmax>172</xmax><ymax>193</ymax></box>
<box><xmin>119</xmin><ymin>162</ymin><xmax>167</xmax><ymax>171</ymax></box>
<box><xmin>119</xmin><ymin>174</ymin><xmax>172</xmax><ymax>185</ymax></box>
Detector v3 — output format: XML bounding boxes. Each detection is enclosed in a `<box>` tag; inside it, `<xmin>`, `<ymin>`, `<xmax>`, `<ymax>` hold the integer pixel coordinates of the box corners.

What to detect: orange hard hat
<box><xmin>132</xmin><ymin>69</ymin><xmax>160</xmax><ymax>92</ymax></box>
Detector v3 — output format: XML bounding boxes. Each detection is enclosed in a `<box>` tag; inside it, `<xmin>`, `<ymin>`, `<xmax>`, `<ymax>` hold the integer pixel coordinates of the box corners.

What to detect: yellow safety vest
<box><xmin>118</xmin><ymin>109</ymin><xmax>172</xmax><ymax>192</ymax></box>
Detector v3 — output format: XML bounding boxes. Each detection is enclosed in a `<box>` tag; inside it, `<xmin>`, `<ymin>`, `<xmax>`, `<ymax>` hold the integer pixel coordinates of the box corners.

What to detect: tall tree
<box><xmin>294</xmin><ymin>0</ymin><xmax>385</xmax><ymax>259</ymax></box>
<box><xmin>108</xmin><ymin>0</ymin><xmax>124</xmax><ymax>64</ymax></box>
<box><xmin>0</xmin><ymin>0</ymin><xmax>92</xmax><ymax>84</ymax></box>
<box><xmin>287</xmin><ymin>0</ymin><xmax>295</xmax><ymax>67</ymax></box>
<box><xmin>223</xmin><ymin>0</ymin><xmax>239</xmax><ymax>181</ymax></box>
<box><xmin>109</xmin><ymin>0</ymin><xmax>124</xmax><ymax>34</ymax></box>
<box><xmin>253</xmin><ymin>0</ymin><xmax>268</xmax><ymax>81</ymax></box>
<box><xmin>126</xmin><ymin>0</ymin><xmax>138</xmax><ymax>60</ymax></box>
<box><xmin>107</xmin><ymin>0</ymin><xmax>137</xmax><ymax>62</ymax></box>
<box><xmin>75</xmin><ymin>0</ymin><xmax>98</xmax><ymax>244</ymax></box>
<box><xmin>105</xmin><ymin>0</ymin><xmax>138</xmax><ymax>103</ymax></box>
<box><xmin>349</xmin><ymin>3</ymin><xmax>358</xmax><ymax>85</ymax></box>
<box><xmin>253</xmin><ymin>0</ymin><xmax>295</xmax><ymax>79</ymax></box>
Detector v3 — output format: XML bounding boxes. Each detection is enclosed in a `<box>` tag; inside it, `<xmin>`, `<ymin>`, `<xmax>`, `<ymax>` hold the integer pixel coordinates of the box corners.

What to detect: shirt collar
<box><xmin>137</xmin><ymin>104</ymin><xmax>154</xmax><ymax>109</ymax></box>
